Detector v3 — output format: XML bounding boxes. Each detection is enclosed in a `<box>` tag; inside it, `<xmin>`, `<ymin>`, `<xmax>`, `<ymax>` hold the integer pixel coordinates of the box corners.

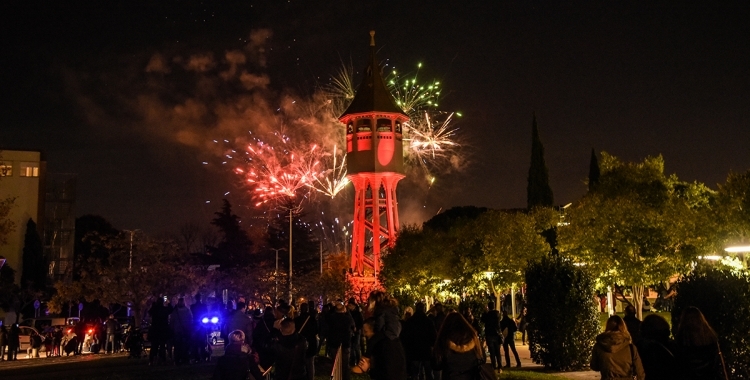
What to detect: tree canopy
<box><xmin>557</xmin><ymin>153</ymin><xmax>716</xmax><ymax>318</ymax></box>
<box><xmin>382</xmin><ymin>207</ymin><xmax>551</xmax><ymax>303</ymax></box>
<box><xmin>51</xmin><ymin>232</ymin><xmax>205</xmax><ymax>325</ymax></box>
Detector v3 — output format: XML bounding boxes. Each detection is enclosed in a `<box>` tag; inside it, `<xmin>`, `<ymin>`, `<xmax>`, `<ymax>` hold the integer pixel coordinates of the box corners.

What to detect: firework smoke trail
<box><xmin>233</xmin><ymin>132</ymin><xmax>325</xmax><ymax>207</ymax></box>
<box><xmin>308</xmin><ymin>144</ymin><xmax>350</xmax><ymax>198</ymax></box>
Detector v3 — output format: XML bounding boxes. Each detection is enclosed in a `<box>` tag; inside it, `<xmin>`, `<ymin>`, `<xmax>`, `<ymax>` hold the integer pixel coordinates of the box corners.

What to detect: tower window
<box><xmin>0</xmin><ymin>161</ymin><xmax>12</xmax><ymax>176</ymax></box>
<box><xmin>377</xmin><ymin>119</ymin><xmax>392</xmax><ymax>132</ymax></box>
<box><xmin>20</xmin><ymin>162</ymin><xmax>39</xmax><ymax>177</ymax></box>
<box><xmin>347</xmin><ymin>123</ymin><xmax>354</xmax><ymax>134</ymax></box>
<box><xmin>395</xmin><ymin>122</ymin><xmax>402</xmax><ymax>134</ymax></box>
<box><xmin>357</xmin><ymin>119</ymin><xmax>372</xmax><ymax>132</ymax></box>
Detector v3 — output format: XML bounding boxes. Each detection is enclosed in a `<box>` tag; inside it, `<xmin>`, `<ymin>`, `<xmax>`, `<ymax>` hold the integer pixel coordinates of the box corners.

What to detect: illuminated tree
<box><xmin>383</xmin><ymin>207</ymin><xmax>551</xmax><ymax>307</ymax></box>
<box><xmin>558</xmin><ymin>153</ymin><xmax>714</xmax><ymax>319</ymax></box>
<box><xmin>716</xmin><ymin>170</ymin><xmax>750</xmax><ymax>242</ymax></box>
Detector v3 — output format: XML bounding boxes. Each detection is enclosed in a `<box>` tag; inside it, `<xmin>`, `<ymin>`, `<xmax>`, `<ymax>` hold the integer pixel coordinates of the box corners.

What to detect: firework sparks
<box><xmin>234</xmin><ymin>133</ymin><xmax>324</xmax><ymax>207</ymax></box>
<box><xmin>387</xmin><ymin>63</ymin><xmax>441</xmax><ymax>116</ymax></box>
<box><xmin>321</xmin><ymin>60</ymin><xmax>356</xmax><ymax>117</ymax></box>
<box><xmin>404</xmin><ymin>111</ymin><xmax>461</xmax><ymax>176</ymax></box>
<box><xmin>308</xmin><ymin>144</ymin><xmax>350</xmax><ymax>198</ymax></box>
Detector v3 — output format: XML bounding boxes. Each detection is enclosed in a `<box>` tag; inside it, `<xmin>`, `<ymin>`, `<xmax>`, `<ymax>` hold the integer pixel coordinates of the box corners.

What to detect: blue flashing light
<box><xmin>210</xmin><ymin>317</ymin><xmax>219</xmax><ymax>324</ymax></box>
<box><xmin>201</xmin><ymin>317</ymin><xmax>209</xmax><ymax>324</ymax></box>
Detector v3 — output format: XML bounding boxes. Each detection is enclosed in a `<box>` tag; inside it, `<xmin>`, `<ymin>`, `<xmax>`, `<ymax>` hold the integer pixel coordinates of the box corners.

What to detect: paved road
<box><xmin>498</xmin><ymin>340</ymin><xmax>600</xmax><ymax>380</ymax></box>
<box><xmin>0</xmin><ymin>344</ymin><xmax>228</xmax><ymax>380</ymax></box>
<box><xmin>0</xmin><ymin>352</ymin><xmax>216</xmax><ymax>380</ymax></box>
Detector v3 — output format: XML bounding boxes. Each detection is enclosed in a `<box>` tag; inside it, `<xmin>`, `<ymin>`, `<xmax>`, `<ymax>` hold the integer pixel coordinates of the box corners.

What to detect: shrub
<box><xmin>672</xmin><ymin>264</ymin><xmax>750</xmax><ymax>379</ymax></box>
<box><xmin>525</xmin><ymin>255</ymin><xmax>599</xmax><ymax>370</ymax></box>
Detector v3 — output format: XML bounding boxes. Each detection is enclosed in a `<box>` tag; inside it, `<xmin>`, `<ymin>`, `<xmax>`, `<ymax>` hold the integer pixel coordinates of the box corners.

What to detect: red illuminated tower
<box><xmin>339</xmin><ymin>31</ymin><xmax>408</xmax><ymax>289</ymax></box>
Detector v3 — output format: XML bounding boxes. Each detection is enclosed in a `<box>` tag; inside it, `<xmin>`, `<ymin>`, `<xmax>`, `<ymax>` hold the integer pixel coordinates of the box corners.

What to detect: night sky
<box><xmin>2</xmin><ymin>1</ymin><xmax>749</xmax><ymax>233</ymax></box>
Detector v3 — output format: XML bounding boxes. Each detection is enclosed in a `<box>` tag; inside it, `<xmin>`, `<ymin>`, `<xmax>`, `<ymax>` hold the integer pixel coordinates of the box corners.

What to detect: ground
<box><xmin>0</xmin><ymin>340</ymin><xmax>598</xmax><ymax>380</ymax></box>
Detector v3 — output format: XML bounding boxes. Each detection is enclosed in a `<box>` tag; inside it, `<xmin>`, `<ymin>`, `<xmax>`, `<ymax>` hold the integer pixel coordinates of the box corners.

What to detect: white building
<box><xmin>0</xmin><ymin>150</ymin><xmax>46</xmax><ymax>284</ymax></box>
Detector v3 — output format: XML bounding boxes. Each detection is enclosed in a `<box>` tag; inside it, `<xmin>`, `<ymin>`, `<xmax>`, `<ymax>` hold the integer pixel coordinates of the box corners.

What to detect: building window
<box><xmin>20</xmin><ymin>162</ymin><xmax>39</xmax><ymax>177</ymax></box>
<box><xmin>377</xmin><ymin>119</ymin><xmax>392</xmax><ymax>132</ymax></box>
<box><xmin>0</xmin><ymin>161</ymin><xmax>12</xmax><ymax>176</ymax></box>
<box><xmin>357</xmin><ymin>119</ymin><xmax>372</xmax><ymax>132</ymax></box>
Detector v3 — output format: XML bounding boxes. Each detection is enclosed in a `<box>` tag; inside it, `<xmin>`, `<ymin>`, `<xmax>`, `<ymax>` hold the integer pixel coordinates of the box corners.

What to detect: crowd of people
<box><xmin>0</xmin><ymin>314</ymin><xmax>138</xmax><ymax>361</ymax></box>
<box><xmin>1</xmin><ymin>291</ymin><xmax>729</xmax><ymax>380</ymax></box>
<box><xmin>208</xmin><ymin>292</ymin><xmax>528</xmax><ymax>380</ymax></box>
<box><xmin>591</xmin><ymin>305</ymin><xmax>728</xmax><ymax>380</ymax></box>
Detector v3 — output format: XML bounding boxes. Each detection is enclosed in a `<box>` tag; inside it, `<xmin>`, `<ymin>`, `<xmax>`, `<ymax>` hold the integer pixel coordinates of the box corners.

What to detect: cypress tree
<box><xmin>527</xmin><ymin>113</ymin><xmax>554</xmax><ymax>209</ymax></box>
<box><xmin>588</xmin><ymin>148</ymin><xmax>600</xmax><ymax>191</ymax></box>
<box><xmin>210</xmin><ymin>199</ymin><xmax>253</xmax><ymax>269</ymax></box>
<box><xmin>21</xmin><ymin>219</ymin><xmax>46</xmax><ymax>290</ymax></box>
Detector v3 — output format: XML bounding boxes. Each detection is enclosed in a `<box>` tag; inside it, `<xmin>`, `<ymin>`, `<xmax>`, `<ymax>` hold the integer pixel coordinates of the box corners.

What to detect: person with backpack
<box><xmin>499</xmin><ymin>310</ymin><xmax>521</xmax><ymax>368</ymax></box>
<box><xmin>591</xmin><ymin>315</ymin><xmax>646</xmax><ymax>380</ymax></box>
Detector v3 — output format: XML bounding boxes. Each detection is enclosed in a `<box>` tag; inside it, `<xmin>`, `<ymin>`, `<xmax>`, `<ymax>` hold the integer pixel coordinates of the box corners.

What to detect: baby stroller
<box><xmin>63</xmin><ymin>336</ymin><xmax>79</xmax><ymax>356</ymax></box>
<box><xmin>125</xmin><ymin>327</ymin><xmax>143</xmax><ymax>358</ymax></box>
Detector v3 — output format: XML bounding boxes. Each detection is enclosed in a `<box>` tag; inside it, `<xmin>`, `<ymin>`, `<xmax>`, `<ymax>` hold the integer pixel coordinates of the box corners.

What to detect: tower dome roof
<box><xmin>340</xmin><ymin>31</ymin><xmax>407</xmax><ymax>119</ymax></box>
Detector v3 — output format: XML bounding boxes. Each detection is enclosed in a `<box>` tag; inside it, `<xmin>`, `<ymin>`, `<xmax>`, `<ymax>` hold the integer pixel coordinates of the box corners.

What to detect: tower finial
<box><xmin>370</xmin><ymin>30</ymin><xmax>375</xmax><ymax>47</ymax></box>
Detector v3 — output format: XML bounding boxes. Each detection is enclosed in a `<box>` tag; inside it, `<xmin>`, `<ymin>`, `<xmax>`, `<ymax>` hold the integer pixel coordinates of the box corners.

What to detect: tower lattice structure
<box><xmin>339</xmin><ymin>31</ymin><xmax>408</xmax><ymax>290</ymax></box>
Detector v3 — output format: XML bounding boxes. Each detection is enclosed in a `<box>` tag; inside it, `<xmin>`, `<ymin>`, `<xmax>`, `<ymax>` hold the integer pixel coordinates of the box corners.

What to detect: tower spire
<box><xmin>340</xmin><ymin>31</ymin><xmax>406</xmax><ymax>118</ymax></box>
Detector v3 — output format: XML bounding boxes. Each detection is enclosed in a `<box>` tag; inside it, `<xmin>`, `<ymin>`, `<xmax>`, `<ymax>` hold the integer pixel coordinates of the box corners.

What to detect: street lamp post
<box><xmin>725</xmin><ymin>244</ymin><xmax>750</xmax><ymax>269</ymax></box>
<box><xmin>272</xmin><ymin>248</ymin><xmax>286</xmax><ymax>300</ymax></box>
<box><xmin>123</xmin><ymin>229</ymin><xmax>141</xmax><ymax>272</ymax></box>
<box><xmin>0</xmin><ymin>255</ymin><xmax>5</xmax><ymax>282</ymax></box>
<box><xmin>123</xmin><ymin>229</ymin><xmax>141</xmax><ymax>316</ymax></box>
<box><xmin>484</xmin><ymin>271</ymin><xmax>499</xmax><ymax>310</ymax></box>
<box><xmin>289</xmin><ymin>208</ymin><xmax>293</xmax><ymax>304</ymax></box>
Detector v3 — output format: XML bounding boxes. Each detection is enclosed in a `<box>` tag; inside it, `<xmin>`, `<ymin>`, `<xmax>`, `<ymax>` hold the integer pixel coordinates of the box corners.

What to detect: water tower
<box><xmin>339</xmin><ymin>31</ymin><xmax>408</xmax><ymax>292</ymax></box>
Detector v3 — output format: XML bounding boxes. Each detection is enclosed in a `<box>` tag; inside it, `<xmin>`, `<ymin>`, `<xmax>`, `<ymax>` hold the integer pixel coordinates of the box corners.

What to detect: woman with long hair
<box><xmin>590</xmin><ymin>315</ymin><xmax>645</xmax><ymax>380</ymax></box>
<box><xmin>432</xmin><ymin>312</ymin><xmax>485</xmax><ymax>380</ymax></box>
<box><xmin>674</xmin><ymin>306</ymin><xmax>725</xmax><ymax>380</ymax></box>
